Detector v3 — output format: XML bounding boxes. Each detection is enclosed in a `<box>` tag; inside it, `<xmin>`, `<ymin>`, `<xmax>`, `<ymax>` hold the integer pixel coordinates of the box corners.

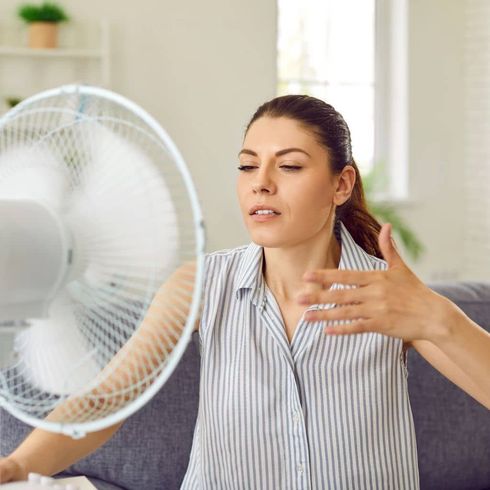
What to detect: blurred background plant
<box><xmin>363</xmin><ymin>163</ymin><xmax>424</xmax><ymax>261</ymax></box>
<box><xmin>17</xmin><ymin>2</ymin><xmax>69</xmax><ymax>48</ymax></box>
<box><xmin>17</xmin><ymin>2</ymin><xmax>69</xmax><ymax>23</ymax></box>
<box><xmin>5</xmin><ymin>96</ymin><xmax>23</xmax><ymax>108</ymax></box>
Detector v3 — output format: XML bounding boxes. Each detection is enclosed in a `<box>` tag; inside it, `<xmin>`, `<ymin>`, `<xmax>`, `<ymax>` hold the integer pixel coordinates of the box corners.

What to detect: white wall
<box><xmin>400</xmin><ymin>0</ymin><xmax>467</xmax><ymax>281</ymax></box>
<box><xmin>0</xmin><ymin>0</ymin><xmax>481</xmax><ymax>281</ymax></box>
<box><xmin>0</xmin><ymin>0</ymin><xmax>276</xmax><ymax>254</ymax></box>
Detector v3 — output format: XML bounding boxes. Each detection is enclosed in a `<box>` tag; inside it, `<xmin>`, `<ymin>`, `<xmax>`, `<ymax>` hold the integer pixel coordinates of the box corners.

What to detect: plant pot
<box><xmin>28</xmin><ymin>21</ymin><xmax>58</xmax><ymax>49</ymax></box>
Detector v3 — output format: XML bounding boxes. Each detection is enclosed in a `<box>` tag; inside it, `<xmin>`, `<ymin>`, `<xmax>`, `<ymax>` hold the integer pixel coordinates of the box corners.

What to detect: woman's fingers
<box><xmin>297</xmin><ymin>286</ymin><xmax>370</xmax><ymax>307</ymax></box>
<box><xmin>303</xmin><ymin>268</ymin><xmax>381</xmax><ymax>287</ymax></box>
<box><xmin>304</xmin><ymin>304</ymin><xmax>379</xmax><ymax>336</ymax></box>
<box><xmin>304</xmin><ymin>303</ymin><xmax>369</xmax><ymax>322</ymax></box>
<box><xmin>323</xmin><ymin>318</ymin><xmax>377</xmax><ymax>336</ymax></box>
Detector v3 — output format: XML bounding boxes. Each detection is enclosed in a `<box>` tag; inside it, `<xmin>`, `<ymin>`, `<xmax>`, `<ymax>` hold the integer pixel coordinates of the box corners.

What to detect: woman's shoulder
<box><xmin>170</xmin><ymin>245</ymin><xmax>249</xmax><ymax>294</ymax></box>
<box><xmin>204</xmin><ymin>244</ymin><xmax>249</xmax><ymax>266</ymax></box>
<box><xmin>196</xmin><ymin>245</ymin><xmax>251</xmax><ymax>334</ymax></box>
<box><xmin>205</xmin><ymin>244</ymin><xmax>249</xmax><ymax>259</ymax></box>
<box><xmin>202</xmin><ymin>244</ymin><xmax>250</xmax><ymax>282</ymax></box>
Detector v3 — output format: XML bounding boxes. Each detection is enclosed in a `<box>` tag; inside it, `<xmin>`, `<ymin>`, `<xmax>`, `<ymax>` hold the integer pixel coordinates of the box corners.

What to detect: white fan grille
<box><xmin>0</xmin><ymin>85</ymin><xmax>204</xmax><ymax>435</ymax></box>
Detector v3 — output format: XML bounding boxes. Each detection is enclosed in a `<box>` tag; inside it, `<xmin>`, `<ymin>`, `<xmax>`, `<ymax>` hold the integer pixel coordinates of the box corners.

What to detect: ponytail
<box><xmin>335</xmin><ymin>160</ymin><xmax>382</xmax><ymax>259</ymax></box>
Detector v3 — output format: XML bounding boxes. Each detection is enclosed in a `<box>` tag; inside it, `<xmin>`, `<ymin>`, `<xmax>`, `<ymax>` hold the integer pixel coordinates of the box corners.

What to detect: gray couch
<box><xmin>1</xmin><ymin>282</ymin><xmax>490</xmax><ymax>490</ymax></box>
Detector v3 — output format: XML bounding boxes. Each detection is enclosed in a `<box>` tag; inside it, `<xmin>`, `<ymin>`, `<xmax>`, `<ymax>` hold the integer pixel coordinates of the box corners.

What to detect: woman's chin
<box><xmin>248</xmin><ymin>230</ymin><xmax>289</xmax><ymax>248</ymax></box>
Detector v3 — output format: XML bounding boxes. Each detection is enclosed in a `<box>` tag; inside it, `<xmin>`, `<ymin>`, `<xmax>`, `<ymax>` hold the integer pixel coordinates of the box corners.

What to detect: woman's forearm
<box><xmin>3</xmin><ymin>262</ymin><xmax>197</xmax><ymax>481</ymax></box>
<box><xmin>429</xmin><ymin>298</ymin><xmax>490</xmax><ymax>409</ymax></box>
<box><xmin>8</xmin><ymin>418</ymin><xmax>124</xmax><ymax>479</ymax></box>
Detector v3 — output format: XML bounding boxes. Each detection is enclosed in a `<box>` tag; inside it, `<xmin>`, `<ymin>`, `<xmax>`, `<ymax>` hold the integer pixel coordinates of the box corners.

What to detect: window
<box><xmin>277</xmin><ymin>0</ymin><xmax>408</xmax><ymax>199</ymax></box>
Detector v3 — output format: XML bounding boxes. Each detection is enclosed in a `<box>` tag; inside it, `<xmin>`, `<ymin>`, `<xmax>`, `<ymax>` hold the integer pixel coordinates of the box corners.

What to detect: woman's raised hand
<box><xmin>297</xmin><ymin>223</ymin><xmax>454</xmax><ymax>343</ymax></box>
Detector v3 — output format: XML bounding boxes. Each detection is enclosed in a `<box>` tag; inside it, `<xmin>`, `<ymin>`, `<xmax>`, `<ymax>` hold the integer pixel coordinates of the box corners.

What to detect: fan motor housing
<box><xmin>0</xmin><ymin>199</ymin><xmax>69</xmax><ymax>322</ymax></box>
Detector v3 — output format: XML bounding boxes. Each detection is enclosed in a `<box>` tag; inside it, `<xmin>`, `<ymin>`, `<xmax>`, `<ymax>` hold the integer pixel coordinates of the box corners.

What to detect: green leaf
<box><xmin>18</xmin><ymin>2</ymin><xmax>69</xmax><ymax>23</ymax></box>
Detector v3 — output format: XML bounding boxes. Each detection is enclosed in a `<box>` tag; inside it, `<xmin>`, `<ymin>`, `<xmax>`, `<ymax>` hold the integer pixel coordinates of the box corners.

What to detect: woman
<box><xmin>181</xmin><ymin>95</ymin><xmax>420</xmax><ymax>489</ymax></box>
<box><xmin>1</xmin><ymin>95</ymin><xmax>489</xmax><ymax>489</ymax></box>
<box><xmin>182</xmin><ymin>94</ymin><xmax>490</xmax><ymax>489</ymax></box>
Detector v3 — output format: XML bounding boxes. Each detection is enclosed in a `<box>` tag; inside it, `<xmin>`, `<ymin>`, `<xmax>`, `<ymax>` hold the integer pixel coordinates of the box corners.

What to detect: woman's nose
<box><xmin>252</xmin><ymin>182</ymin><xmax>271</xmax><ymax>194</ymax></box>
<box><xmin>252</xmin><ymin>169</ymin><xmax>276</xmax><ymax>194</ymax></box>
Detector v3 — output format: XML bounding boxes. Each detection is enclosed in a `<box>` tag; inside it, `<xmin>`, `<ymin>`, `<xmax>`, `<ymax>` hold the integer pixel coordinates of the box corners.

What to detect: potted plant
<box><xmin>17</xmin><ymin>2</ymin><xmax>69</xmax><ymax>49</ymax></box>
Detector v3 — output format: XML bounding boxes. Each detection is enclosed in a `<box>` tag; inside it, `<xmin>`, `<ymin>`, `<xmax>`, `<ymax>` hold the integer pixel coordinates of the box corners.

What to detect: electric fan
<box><xmin>0</xmin><ymin>84</ymin><xmax>205</xmax><ymax>452</ymax></box>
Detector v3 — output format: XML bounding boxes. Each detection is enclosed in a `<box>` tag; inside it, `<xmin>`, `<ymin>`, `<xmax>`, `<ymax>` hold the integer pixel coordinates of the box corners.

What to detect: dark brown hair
<box><xmin>245</xmin><ymin>94</ymin><xmax>382</xmax><ymax>258</ymax></box>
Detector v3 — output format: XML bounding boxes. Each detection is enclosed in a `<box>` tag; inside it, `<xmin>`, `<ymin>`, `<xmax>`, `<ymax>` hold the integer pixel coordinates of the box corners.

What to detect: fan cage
<box><xmin>0</xmin><ymin>85</ymin><xmax>205</xmax><ymax>437</ymax></box>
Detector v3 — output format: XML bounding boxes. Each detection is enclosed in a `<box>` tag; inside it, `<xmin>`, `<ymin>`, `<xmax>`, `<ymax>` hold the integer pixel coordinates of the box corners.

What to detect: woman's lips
<box><xmin>250</xmin><ymin>213</ymin><xmax>281</xmax><ymax>223</ymax></box>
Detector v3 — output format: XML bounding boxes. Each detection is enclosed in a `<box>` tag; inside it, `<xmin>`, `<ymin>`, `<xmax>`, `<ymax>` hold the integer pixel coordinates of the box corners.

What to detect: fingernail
<box><xmin>303</xmin><ymin>272</ymin><xmax>316</xmax><ymax>281</ymax></box>
<box><xmin>297</xmin><ymin>294</ymin><xmax>310</xmax><ymax>304</ymax></box>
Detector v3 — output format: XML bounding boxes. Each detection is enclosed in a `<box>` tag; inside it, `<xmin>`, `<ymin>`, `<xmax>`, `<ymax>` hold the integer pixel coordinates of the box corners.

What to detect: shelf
<box><xmin>0</xmin><ymin>20</ymin><xmax>111</xmax><ymax>106</ymax></box>
<box><xmin>0</xmin><ymin>46</ymin><xmax>104</xmax><ymax>59</ymax></box>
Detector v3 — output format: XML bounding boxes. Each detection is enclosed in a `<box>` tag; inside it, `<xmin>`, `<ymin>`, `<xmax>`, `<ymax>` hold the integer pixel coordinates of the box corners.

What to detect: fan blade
<box><xmin>65</xmin><ymin>123</ymin><xmax>179</xmax><ymax>287</ymax></box>
<box><xmin>14</xmin><ymin>291</ymin><xmax>100</xmax><ymax>395</ymax></box>
<box><xmin>0</xmin><ymin>145</ymin><xmax>68</xmax><ymax>211</ymax></box>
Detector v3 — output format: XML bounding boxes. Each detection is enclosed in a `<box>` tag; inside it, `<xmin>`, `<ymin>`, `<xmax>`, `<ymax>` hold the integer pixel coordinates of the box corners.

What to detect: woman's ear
<box><xmin>333</xmin><ymin>165</ymin><xmax>356</xmax><ymax>206</ymax></box>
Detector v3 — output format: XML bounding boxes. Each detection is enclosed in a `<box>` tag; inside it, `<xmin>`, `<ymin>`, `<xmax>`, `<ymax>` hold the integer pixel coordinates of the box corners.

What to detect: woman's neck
<box><xmin>262</xmin><ymin>225</ymin><xmax>341</xmax><ymax>303</ymax></box>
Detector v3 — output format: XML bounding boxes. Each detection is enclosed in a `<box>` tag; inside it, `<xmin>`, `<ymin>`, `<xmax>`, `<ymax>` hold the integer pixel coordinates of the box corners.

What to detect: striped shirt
<box><xmin>181</xmin><ymin>221</ymin><xmax>420</xmax><ymax>489</ymax></box>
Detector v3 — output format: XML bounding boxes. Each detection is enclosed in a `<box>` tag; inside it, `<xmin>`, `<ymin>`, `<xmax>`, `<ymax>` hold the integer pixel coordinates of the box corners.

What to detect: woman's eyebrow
<box><xmin>238</xmin><ymin>147</ymin><xmax>311</xmax><ymax>158</ymax></box>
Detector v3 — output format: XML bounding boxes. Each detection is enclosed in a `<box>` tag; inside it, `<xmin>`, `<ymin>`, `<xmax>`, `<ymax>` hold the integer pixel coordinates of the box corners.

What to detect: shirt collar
<box><xmin>233</xmin><ymin>220</ymin><xmax>378</xmax><ymax>307</ymax></box>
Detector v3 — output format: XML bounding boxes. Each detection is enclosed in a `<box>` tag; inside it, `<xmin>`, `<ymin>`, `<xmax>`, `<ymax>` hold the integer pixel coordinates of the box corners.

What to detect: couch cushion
<box><xmin>408</xmin><ymin>282</ymin><xmax>490</xmax><ymax>490</ymax></box>
<box><xmin>55</xmin><ymin>476</ymin><xmax>122</xmax><ymax>490</ymax></box>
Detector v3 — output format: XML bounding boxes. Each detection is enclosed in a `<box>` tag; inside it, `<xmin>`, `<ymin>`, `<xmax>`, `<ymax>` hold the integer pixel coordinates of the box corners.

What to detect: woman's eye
<box><xmin>237</xmin><ymin>164</ymin><xmax>302</xmax><ymax>171</ymax></box>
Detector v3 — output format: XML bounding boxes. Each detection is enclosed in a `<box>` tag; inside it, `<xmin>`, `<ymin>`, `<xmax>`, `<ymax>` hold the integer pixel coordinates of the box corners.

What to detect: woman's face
<box><xmin>237</xmin><ymin>116</ymin><xmax>347</xmax><ymax>248</ymax></box>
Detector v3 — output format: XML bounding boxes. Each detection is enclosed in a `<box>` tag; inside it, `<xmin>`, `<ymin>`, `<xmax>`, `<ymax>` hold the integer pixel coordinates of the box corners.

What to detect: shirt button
<box><xmin>297</xmin><ymin>463</ymin><xmax>304</xmax><ymax>474</ymax></box>
<box><xmin>292</xmin><ymin>410</ymin><xmax>300</xmax><ymax>423</ymax></box>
